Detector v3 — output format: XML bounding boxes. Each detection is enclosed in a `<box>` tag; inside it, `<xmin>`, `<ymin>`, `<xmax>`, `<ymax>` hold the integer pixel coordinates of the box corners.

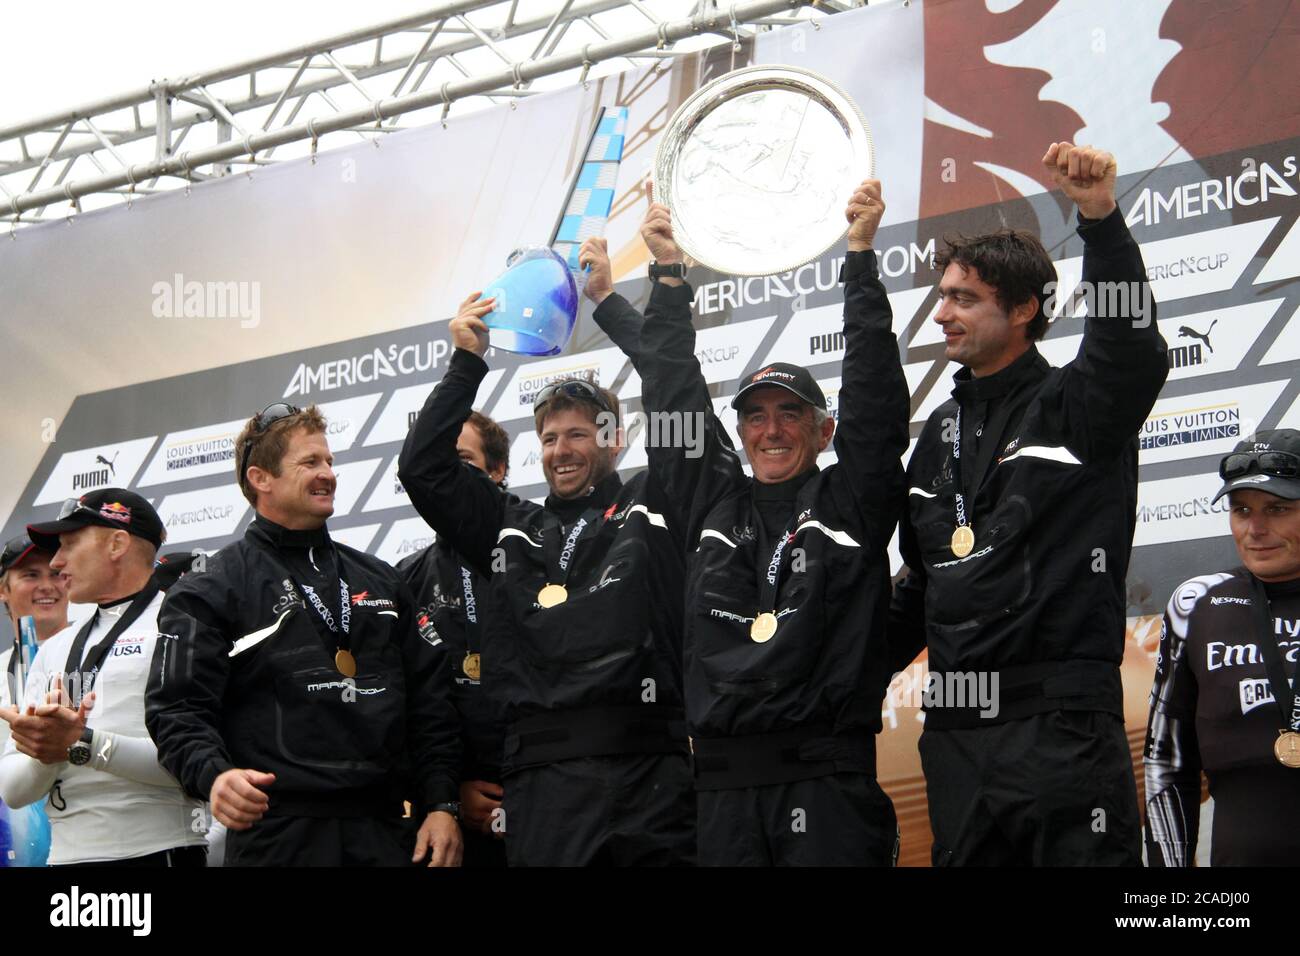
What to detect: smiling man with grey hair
<box><xmin>580</xmin><ymin>176</ymin><xmax>910</xmax><ymax>865</ymax></box>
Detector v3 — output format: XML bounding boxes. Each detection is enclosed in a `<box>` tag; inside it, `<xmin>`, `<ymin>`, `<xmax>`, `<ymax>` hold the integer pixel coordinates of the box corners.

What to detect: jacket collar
<box><xmin>545</xmin><ymin>470</ymin><xmax>624</xmax><ymax>523</ymax></box>
<box><xmin>951</xmin><ymin>344</ymin><xmax>1048</xmax><ymax>404</ymax></box>
<box><xmin>752</xmin><ymin>466</ymin><xmax>818</xmax><ymax>502</ymax></box>
<box><xmin>249</xmin><ymin>513</ymin><xmax>332</xmax><ymax>550</ymax></box>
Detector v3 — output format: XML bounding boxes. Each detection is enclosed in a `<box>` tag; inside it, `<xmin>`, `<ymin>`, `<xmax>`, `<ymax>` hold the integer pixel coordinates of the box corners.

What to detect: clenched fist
<box><xmin>1043</xmin><ymin>143</ymin><xmax>1118</xmax><ymax>220</ymax></box>
<box><xmin>846</xmin><ymin>179</ymin><xmax>885</xmax><ymax>251</ymax></box>
<box><xmin>210</xmin><ymin>768</ymin><xmax>276</xmax><ymax>831</ymax></box>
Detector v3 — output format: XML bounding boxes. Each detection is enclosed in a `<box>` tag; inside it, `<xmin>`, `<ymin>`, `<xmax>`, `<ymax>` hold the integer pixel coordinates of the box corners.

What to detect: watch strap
<box><xmin>649</xmin><ymin>261</ymin><xmax>687</xmax><ymax>280</ymax></box>
<box><xmin>431</xmin><ymin>801</ymin><xmax>461</xmax><ymax>821</ymax></box>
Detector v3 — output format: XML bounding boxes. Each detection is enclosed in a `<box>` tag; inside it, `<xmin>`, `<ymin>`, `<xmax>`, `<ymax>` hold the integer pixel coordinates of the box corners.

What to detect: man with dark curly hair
<box><xmin>890</xmin><ymin>143</ymin><xmax>1169</xmax><ymax>865</ymax></box>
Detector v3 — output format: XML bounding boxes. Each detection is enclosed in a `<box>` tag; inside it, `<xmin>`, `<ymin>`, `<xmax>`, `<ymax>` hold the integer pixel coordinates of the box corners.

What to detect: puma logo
<box><xmin>95</xmin><ymin>451</ymin><xmax>119</xmax><ymax>475</ymax></box>
<box><xmin>1177</xmin><ymin>319</ymin><xmax>1216</xmax><ymax>354</ymax></box>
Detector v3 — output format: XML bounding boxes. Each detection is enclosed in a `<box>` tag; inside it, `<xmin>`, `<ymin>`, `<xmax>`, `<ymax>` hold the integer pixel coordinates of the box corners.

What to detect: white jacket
<box><xmin>0</xmin><ymin>592</ymin><xmax>207</xmax><ymax>864</ymax></box>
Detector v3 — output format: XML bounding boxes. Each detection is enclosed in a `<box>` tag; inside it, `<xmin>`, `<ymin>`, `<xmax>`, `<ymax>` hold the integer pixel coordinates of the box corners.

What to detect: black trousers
<box><xmin>461</xmin><ymin>826</ymin><xmax>508</xmax><ymax>868</ymax></box>
<box><xmin>697</xmin><ymin>772</ymin><xmax>898</xmax><ymax>866</ymax></box>
<box><xmin>502</xmin><ymin>752</ymin><xmax>695</xmax><ymax>866</ymax></box>
<box><xmin>53</xmin><ymin>845</ymin><xmax>208</xmax><ymax>868</ymax></box>
<box><xmin>223</xmin><ymin>815</ymin><xmax>416</xmax><ymax>867</ymax></box>
<box><xmin>920</xmin><ymin>710</ymin><xmax>1142</xmax><ymax>866</ymax></box>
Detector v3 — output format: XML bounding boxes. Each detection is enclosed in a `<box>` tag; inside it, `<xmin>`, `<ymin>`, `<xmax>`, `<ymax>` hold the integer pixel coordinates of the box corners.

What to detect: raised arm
<box><xmin>580</xmin><ymin>237</ymin><xmax>649</xmax><ymax>367</ymax></box>
<box><xmin>1046</xmin><ymin>144</ymin><xmax>1169</xmax><ymax>461</ymax></box>
<box><xmin>398</xmin><ymin>293</ymin><xmax>507</xmax><ymax>576</ymax></box>
<box><xmin>584</xmin><ymin>188</ymin><xmax>747</xmax><ymax>541</ymax></box>
<box><xmin>828</xmin><ymin>179</ymin><xmax>910</xmax><ymax>547</ymax></box>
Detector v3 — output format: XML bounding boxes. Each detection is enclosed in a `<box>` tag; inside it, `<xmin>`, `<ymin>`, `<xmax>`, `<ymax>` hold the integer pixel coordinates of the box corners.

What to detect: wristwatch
<box><xmin>431</xmin><ymin>801</ymin><xmax>461</xmax><ymax>821</ymax></box>
<box><xmin>67</xmin><ymin>728</ymin><xmax>94</xmax><ymax>766</ymax></box>
<box><xmin>648</xmin><ymin>261</ymin><xmax>687</xmax><ymax>281</ymax></box>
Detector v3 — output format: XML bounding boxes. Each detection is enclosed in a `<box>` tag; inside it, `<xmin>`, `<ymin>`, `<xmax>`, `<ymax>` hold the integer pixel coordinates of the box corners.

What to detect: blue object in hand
<box><xmin>482</xmin><ymin>247</ymin><xmax>579</xmax><ymax>356</ymax></box>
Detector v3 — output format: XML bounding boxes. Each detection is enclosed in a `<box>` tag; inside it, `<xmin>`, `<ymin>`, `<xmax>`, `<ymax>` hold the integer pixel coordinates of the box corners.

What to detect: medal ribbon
<box><xmin>460</xmin><ymin>565</ymin><xmax>480</xmax><ymax>655</ymax></box>
<box><xmin>951</xmin><ymin>394</ymin><xmax>1026</xmax><ymax>537</ymax></box>
<box><xmin>61</xmin><ymin>578</ymin><xmax>161</xmax><ymax>707</ymax></box>
<box><xmin>1248</xmin><ymin>575</ymin><xmax>1300</xmax><ymax>733</ymax></box>
<box><xmin>299</xmin><ymin>575</ymin><xmax>352</xmax><ymax>653</ymax></box>
<box><xmin>755</xmin><ymin>516</ymin><xmax>799</xmax><ymax>616</ymax></box>
<box><xmin>952</xmin><ymin>405</ymin><xmax>970</xmax><ymax>532</ymax></box>
<box><xmin>541</xmin><ymin>507</ymin><xmax>606</xmax><ymax>590</ymax></box>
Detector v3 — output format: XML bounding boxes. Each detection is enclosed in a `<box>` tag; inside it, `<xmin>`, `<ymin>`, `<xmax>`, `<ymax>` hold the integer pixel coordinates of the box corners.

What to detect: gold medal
<box><xmin>1275</xmin><ymin>730</ymin><xmax>1300</xmax><ymax>768</ymax></box>
<box><xmin>335</xmin><ymin>649</ymin><xmax>357</xmax><ymax>678</ymax></box>
<box><xmin>463</xmin><ymin>653</ymin><xmax>481</xmax><ymax>681</ymax></box>
<box><xmin>750</xmin><ymin>612</ymin><xmax>778</xmax><ymax>643</ymax></box>
<box><xmin>951</xmin><ymin>525</ymin><xmax>975</xmax><ymax>558</ymax></box>
<box><xmin>537</xmin><ymin>583</ymin><xmax>568</xmax><ymax>608</ymax></box>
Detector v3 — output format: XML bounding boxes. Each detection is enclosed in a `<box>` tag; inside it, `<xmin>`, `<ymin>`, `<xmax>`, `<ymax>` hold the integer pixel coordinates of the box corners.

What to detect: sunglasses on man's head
<box><xmin>1</xmin><ymin>534</ymin><xmax>35</xmax><ymax>571</ymax></box>
<box><xmin>54</xmin><ymin>498</ymin><xmax>105</xmax><ymax>522</ymax></box>
<box><xmin>238</xmin><ymin>402</ymin><xmax>302</xmax><ymax>478</ymax></box>
<box><xmin>532</xmin><ymin>380</ymin><xmax>613</xmax><ymax>416</ymax></box>
<box><xmin>1220</xmin><ymin>450</ymin><xmax>1300</xmax><ymax>481</ymax></box>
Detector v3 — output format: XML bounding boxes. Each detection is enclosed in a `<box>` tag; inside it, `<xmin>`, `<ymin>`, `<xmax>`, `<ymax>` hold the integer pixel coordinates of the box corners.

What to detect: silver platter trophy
<box><xmin>654</xmin><ymin>65</ymin><xmax>873</xmax><ymax>278</ymax></box>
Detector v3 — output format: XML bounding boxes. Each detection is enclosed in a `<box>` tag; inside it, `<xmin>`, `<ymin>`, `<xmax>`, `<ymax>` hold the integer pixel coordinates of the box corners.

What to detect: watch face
<box><xmin>68</xmin><ymin>743</ymin><xmax>91</xmax><ymax>766</ymax></box>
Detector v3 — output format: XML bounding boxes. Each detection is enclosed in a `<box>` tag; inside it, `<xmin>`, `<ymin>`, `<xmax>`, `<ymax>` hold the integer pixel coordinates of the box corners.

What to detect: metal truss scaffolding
<box><xmin>0</xmin><ymin>0</ymin><xmax>862</xmax><ymax>228</ymax></box>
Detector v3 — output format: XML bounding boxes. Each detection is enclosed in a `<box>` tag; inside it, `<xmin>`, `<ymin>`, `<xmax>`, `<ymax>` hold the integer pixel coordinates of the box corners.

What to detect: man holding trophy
<box><xmin>579</xmin><ymin>179</ymin><xmax>910</xmax><ymax>865</ymax></box>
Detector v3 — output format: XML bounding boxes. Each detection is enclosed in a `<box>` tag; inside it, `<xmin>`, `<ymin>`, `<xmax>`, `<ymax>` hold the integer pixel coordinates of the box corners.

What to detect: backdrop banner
<box><xmin>2</xmin><ymin>0</ymin><xmax>1297</xmax><ymax>865</ymax></box>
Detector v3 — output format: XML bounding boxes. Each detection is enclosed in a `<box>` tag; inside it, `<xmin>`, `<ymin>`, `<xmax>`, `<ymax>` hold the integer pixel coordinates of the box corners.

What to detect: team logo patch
<box><xmin>1239</xmin><ymin>677</ymin><xmax>1274</xmax><ymax>715</ymax></box>
<box><xmin>750</xmin><ymin>366</ymin><xmax>796</xmax><ymax>384</ymax></box>
<box><xmin>416</xmin><ymin>604</ymin><xmax>441</xmax><ymax>646</ymax></box>
<box><xmin>271</xmin><ymin>578</ymin><xmax>303</xmax><ymax>615</ymax></box>
<box><xmin>100</xmin><ymin>502</ymin><xmax>132</xmax><ymax>523</ymax></box>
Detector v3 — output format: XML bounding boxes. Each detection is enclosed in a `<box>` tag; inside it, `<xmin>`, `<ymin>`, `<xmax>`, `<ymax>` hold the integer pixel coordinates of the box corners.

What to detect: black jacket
<box><xmin>599</xmin><ymin>252</ymin><xmax>909</xmax><ymax>740</ymax></box>
<box><xmin>396</xmin><ymin>540</ymin><xmax>505</xmax><ymax>783</ymax></box>
<box><xmin>397</xmin><ymin>350</ymin><xmax>688</xmax><ymax>765</ymax></box>
<box><xmin>145</xmin><ymin>516</ymin><xmax>460</xmax><ymax>812</ymax></box>
<box><xmin>1145</xmin><ymin>570</ymin><xmax>1300</xmax><ymax>866</ymax></box>
<box><xmin>892</xmin><ymin>208</ymin><xmax>1169</xmax><ymax>727</ymax></box>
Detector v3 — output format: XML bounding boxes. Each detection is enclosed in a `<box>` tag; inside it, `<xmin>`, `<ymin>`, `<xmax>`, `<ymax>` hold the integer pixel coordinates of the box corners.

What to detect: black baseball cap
<box><xmin>1</xmin><ymin>534</ymin><xmax>50</xmax><ymax>575</ymax></box>
<box><xmin>731</xmin><ymin>362</ymin><xmax>827</xmax><ymax>411</ymax></box>
<box><xmin>1212</xmin><ymin>430</ymin><xmax>1300</xmax><ymax>503</ymax></box>
<box><xmin>28</xmin><ymin>489</ymin><xmax>166</xmax><ymax>551</ymax></box>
